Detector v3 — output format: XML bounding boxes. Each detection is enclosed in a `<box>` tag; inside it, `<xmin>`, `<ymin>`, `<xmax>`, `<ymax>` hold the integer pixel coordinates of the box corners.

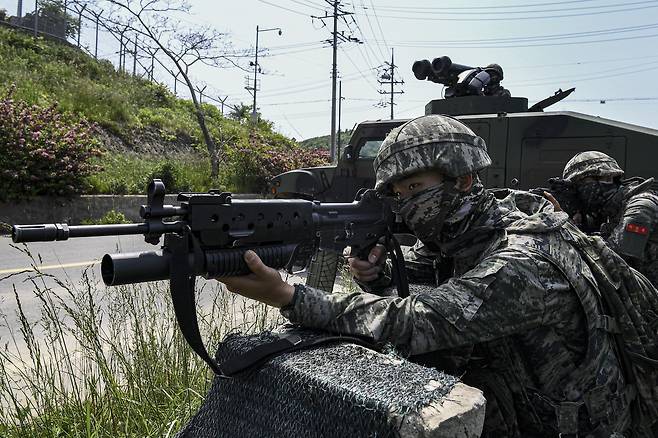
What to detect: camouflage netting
<box><xmin>176</xmin><ymin>327</ymin><xmax>461</xmax><ymax>438</ymax></box>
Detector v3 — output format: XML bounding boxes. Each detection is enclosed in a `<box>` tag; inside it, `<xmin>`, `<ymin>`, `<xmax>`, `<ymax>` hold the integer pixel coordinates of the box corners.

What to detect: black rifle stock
<box><xmin>12</xmin><ymin>179</ymin><xmax>409</xmax><ymax>374</ymax></box>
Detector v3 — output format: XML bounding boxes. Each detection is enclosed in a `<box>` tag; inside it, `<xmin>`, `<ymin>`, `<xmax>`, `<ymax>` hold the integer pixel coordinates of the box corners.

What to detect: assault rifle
<box><xmin>11</xmin><ymin>180</ymin><xmax>409</xmax><ymax>374</ymax></box>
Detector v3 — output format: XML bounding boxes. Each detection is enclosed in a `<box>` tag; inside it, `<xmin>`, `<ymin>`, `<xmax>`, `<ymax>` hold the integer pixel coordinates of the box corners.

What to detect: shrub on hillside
<box><xmin>0</xmin><ymin>85</ymin><xmax>102</xmax><ymax>200</ymax></box>
<box><xmin>147</xmin><ymin>161</ymin><xmax>192</xmax><ymax>193</ymax></box>
<box><xmin>227</xmin><ymin>141</ymin><xmax>330</xmax><ymax>193</ymax></box>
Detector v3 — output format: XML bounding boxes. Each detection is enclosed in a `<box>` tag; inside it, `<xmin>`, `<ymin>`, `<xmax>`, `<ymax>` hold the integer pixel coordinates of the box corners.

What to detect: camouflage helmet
<box><xmin>373</xmin><ymin>114</ymin><xmax>491</xmax><ymax>193</ymax></box>
<box><xmin>485</xmin><ymin>63</ymin><xmax>504</xmax><ymax>80</ymax></box>
<box><xmin>562</xmin><ymin>151</ymin><xmax>624</xmax><ymax>182</ymax></box>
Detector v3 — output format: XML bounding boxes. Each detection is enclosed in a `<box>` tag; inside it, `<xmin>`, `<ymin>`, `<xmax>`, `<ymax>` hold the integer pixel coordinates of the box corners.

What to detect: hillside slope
<box><xmin>0</xmin><ymin>25</ymin><xmax>328</xmax><ymax>194</ymax></box>
<box><xmin>299</xmin><ymin>129</ymin><xmax>353</xmax><ymax>150</ymax></box>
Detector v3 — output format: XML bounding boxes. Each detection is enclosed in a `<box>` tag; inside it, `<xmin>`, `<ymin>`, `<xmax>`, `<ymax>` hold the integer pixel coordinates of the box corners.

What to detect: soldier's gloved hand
<box><xmin>346</xmin><ymin>244</ymin><xmax>387</xmax><ymax>282</ymax></box>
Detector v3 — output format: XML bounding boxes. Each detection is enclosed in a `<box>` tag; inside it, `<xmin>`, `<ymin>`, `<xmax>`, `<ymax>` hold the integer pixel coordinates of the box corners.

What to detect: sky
<box><xmin>3</xmin><ymin>0</ymin><xmax>658</xmax><ymax>141</ymax></box>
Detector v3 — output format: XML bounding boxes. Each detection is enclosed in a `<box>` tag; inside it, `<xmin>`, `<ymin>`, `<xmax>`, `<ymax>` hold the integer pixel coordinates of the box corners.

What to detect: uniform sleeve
<box><xmin>281</xmin><ymin>248</ymin><xmax>568</xmax><ymax>355</ymax></box>
<box><xmin>608</xmin><ymin>193</ymin><xmax>658</xmax><ymax>260</ymax></box>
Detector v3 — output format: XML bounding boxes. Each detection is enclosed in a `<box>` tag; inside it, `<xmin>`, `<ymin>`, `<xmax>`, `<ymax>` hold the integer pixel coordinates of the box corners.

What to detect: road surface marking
<box><xmin>0</xmin><ymin>260</ymin><xmax>100</xmax><ymax>275</ymax></box>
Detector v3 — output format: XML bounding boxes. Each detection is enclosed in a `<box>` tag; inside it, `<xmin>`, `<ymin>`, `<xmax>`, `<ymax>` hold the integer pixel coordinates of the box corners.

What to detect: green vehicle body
<box><xmin>270</xmin><ymin>95</ymin><xmax>658</xmax><ymax>202</ymax></box>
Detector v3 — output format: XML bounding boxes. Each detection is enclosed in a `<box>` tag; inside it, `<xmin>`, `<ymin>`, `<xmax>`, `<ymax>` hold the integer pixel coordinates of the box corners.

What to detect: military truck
<box><xmin>270</xmin><ymin>56</ymin><xmax>658</xmax><ymax>291</ymax></box>
<box><xmin>269</xmin><ymin>56</ymin><xmax>658</xmax><ymax>202</ymax></box>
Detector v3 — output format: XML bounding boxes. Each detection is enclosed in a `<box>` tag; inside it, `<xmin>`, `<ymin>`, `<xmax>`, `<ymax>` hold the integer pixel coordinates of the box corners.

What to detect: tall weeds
<box><xmin>0</xmin><ymin>247</ymin><xmax>284</xmax><ymax>437</ymax></box>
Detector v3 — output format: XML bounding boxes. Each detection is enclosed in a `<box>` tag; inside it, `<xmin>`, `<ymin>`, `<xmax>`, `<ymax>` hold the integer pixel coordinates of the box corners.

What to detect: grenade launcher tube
<box><xmin>101</xmin><ymin>243</ymin><xmax>300</xmax><ymax>286</ymax></box>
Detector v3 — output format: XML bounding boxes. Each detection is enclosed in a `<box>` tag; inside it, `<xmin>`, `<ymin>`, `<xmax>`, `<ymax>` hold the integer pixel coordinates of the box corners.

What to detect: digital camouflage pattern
<box><xmin>281</xmin><ymin>190</ymin><xmax>636</xmax><ymax>437</ymax></box>
<box><xmin>373</xmin><ymin>114</ymin><xmax>491</xmax><ymax>194</ymax></box>
<box><xmin>608</xmin><ymin>190</ymin><xmax>658</xmax><ymax>287</ymax></box>
<box><xmin>561</xmin><ymin>150</ymin><xmax>658</xmax><ymax>287</ymax></box>
<box><xmin>562</xmin><ymin>150</ymin><xmax>624</xmax><ymax>182</ymax></box>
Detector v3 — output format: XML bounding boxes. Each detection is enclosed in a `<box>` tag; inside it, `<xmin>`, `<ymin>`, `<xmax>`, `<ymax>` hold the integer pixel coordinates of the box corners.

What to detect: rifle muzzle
<box><xmin>12</xmin><ymin>223</ymin><xmax>71</xmax><ymax>242</ymax></box>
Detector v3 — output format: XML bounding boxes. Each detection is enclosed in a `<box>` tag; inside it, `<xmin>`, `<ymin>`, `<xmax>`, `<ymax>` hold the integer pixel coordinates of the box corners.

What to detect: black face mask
<box><xmin>576</xmin><ymin>181</ymin><xmax>623</xmax><ymax>217</ymax></box>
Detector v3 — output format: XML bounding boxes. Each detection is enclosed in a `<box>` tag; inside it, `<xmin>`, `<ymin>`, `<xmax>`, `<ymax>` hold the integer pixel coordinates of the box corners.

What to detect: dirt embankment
<box><xmin>93</xmin><ymin>125</ymin><xmax>206</xmax><ymax>157</ymax></box>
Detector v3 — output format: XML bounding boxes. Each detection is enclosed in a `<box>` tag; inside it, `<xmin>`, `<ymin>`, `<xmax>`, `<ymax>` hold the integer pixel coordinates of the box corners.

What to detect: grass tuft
<box><xmin>0</xmin><ymin>245</ymin><xmax>284</xmax><ymax>436</ymax></box>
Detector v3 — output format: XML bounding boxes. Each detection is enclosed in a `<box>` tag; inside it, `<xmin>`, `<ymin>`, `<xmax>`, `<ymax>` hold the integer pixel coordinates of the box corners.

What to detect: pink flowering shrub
<box><xmin>226</xmin><ymin>140</ymin><xmax>330</xmax><ymax>192</ymax></box>
<box><xmin>0</xmin><ymin>85</ymin><xmax>102</xmax><ymax>200</ymax></box>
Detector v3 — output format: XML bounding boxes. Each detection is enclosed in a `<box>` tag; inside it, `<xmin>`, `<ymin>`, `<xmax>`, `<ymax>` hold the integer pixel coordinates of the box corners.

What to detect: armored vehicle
<box><xmin>269</xmin><ymin>56</ymin><xmax>658</xmax><ymax>202</ymax></box>
<box><xmin>270</xmin><ymin>56</ymin><xmax>658</xmax><ymax>291</ymax></box>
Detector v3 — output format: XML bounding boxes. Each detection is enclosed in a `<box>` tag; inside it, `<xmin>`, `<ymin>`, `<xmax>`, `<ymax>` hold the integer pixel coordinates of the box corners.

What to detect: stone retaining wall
<box><xmin>0</xmin><ymin>194</ymin><xmax>260</xmax><ymax>226</ymax></box>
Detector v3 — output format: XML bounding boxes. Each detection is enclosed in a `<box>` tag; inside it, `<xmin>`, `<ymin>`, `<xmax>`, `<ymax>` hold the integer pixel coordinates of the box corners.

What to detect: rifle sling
<box><xmin>168</xmin><ymin>231</ymin><xmax>379</xmax><ymax>377</ymax></box>
<box><xmin>169</xmin><ymin>232</ymin><xmax>225</xmax><ymax>376</ymax></box>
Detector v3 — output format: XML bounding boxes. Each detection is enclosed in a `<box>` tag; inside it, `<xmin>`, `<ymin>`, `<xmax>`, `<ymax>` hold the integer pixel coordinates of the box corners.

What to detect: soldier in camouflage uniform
<box><xmin>562</xmin><ymin>151</ymin><xmax>658</xmax><ymax>287</ymax></box>
<box><xmin>221</xmin><ymin>115</ymin><xmax>638</xmax><ymax>437</ymax></box>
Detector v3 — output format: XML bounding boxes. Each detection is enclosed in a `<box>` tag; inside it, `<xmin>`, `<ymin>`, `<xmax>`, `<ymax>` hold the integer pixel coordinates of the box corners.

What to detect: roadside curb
<box><xmin>1</xmin><ymin>193</ymin><xmax>263</xmax><ymax>228</ymax></box>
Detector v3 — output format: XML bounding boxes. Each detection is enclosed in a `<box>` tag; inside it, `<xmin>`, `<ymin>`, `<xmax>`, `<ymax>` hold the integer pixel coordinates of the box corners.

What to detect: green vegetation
<box><xmin>0</xmin><ymin>85</ymin><xmax>102</xmax><ymax>201</ymax></box>
<box><xmin>80</xmin><ymin>209</ymin><xmax>130</xmax><ymax>225</ymax></box>
<box><xmin>86</xmin><ymin>152</ymin><xmax>217</xmax><ymax>195</ymax></box>
<box><xmin>299</xmin><ymin>129</ymin><xmax>353</xmax><ymax>151</ymax></box>
<box><xmin>0</xmin><ymin>25</ymin><xmax>329</xmax><ymax>195</ymax></box>
<box><xmin>0</xmin><ymin>246</ymin><xmax>284</xmax><ymax>436</ymax></box>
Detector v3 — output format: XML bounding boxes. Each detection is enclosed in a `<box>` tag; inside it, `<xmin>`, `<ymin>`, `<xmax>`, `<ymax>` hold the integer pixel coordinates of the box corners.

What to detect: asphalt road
<box><xmin>0</xmin><ymin>234</ymin><xmax>159</xmax><ymax>353</ymax></box>
<box><xmin>0</xmin><ymin>233</ymin><xmax>311</xmax><ymax>355</ymax></box>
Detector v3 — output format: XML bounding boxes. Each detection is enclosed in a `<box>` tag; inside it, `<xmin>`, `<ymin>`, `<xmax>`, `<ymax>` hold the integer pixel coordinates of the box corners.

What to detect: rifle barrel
<box><xmin>12</xmin><ymin>222</ymin><xmax>154</xmax><ymax>242</ymax></box>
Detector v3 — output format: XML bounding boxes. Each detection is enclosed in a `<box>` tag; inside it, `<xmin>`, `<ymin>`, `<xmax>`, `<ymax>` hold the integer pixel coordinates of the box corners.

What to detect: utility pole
<box><xmin>16</xmin><ymin>0</ymin><xmax>22</xmax><ymax>19</ymax></box>
<box><xmin>337</xmin><ymin>80</ymin><xmax>344</xmax><ymax>160</ymax></box>
<box><xmin>378</xmin><ymin>48</ymin><xmax>404</xmax><ymax>120</ymax></box>
<box><xmin>132</xmin><ymin>37</ymin><xmax>138</xmax><ymax>75</ymax></box>
<box><xmin>94</xmin><ymin>10</ymin><xmax>103</xmax><ymax>59</ymax></box>
<box><xmin>312</xmin><ymin>1</ymin><xmax>360</xmax><ymax>162</ymax></box>
<box><xmin>330</xmin><ymin>0</ymin><xmax>338</xmax><ymax>161</ymax></box>
<box><xmin>33</xmin><ymin>0</ymin><xmax>38</xmax><ymax>37</ymax></box>
<box><xmin>247</xmin><ymin>25</ymin><xmax>282</xmax><ymax>125</ymax></box>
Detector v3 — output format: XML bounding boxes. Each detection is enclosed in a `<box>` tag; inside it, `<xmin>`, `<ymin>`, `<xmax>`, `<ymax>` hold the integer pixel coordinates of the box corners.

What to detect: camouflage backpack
<box><xmin>560</xmin><ymin>221</ymin><xmax>658</xmax><ymax>436</ymax></box>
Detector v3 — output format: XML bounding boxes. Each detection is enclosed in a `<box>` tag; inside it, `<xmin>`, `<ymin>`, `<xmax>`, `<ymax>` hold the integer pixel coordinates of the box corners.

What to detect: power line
<box><xmin>507</xmin><ymin>54</ymin><xmax>658</xmax><ymax>69</ymax></box>
<box><xmin>256</xmin><ymin>0</ymin><xmax>311</xmax><ymax>16</ymax></box>
<box><xmin>346</xmin><ymin>11</ymin><xmax>382</xmax><ymax>77</ymax></box>
<box><xmin>260</xmin><ymin>69</ymin><xmax>371</xmax><ymax>96</ymax></box>
<box><xmin>353</xmin><ymin>2</ymin><xmax>658</xmax><ymax>21</ymax></box>
<box><xmin>510</xmin><ymin>62</ymin><xmax>658</xmax><ymax>87</ymax></box>
<box><xmin>286</xmin><ymin>0</ymin><xmax>325</xmax><ymax>12</ymax></box>
<box><xmin>367</xmin><ymin>0</ymin><xmax>390</xmax><ymax>55</ymax></box>
<box><xmin>358</xmin><ymin>0</ymin><xmax>658</xmax><ymax>15</ymax></box>
<box><xmin>509</xmin><ymin>59</ymin><xmax>658</xmax><ymax>86</ymax></box>
<box><xmin>356</xmin><ymin>0</ymin><xmax>599</xmax><ymax>10</ymax></box>
<box><xmin>357</xmin><ymin>0</ymin><xmax>386</xmax><ymax>61</ymax></box>
<box><xmin>568</xmin><ymin>97</ymin><xmax>658</xmax><ymax>102</ymax></box>
<box><xmin>374</xmin><ymin>23</ymin><xmax>658</xmax><ymax>48</ymax></box>
<box><xmin>381</xmin><ymin>22</ymin><xmax>658</xmax><ymax>45</ymax></box>
<box><xmin>339</xmin><ymin>46</ymin><xmax>380</xmax><ymax>93</ymax></box>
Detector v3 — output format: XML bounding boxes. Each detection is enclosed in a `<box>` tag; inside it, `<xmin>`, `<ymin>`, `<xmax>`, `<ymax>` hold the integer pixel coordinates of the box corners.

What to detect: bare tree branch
<box><xmin>99</xmin><ymin>0</ymin><xmax>251</xmax><ymax>178</ymax></box>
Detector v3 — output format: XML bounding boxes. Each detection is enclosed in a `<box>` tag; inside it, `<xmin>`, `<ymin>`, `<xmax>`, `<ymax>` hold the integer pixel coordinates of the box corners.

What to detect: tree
<box><xmin>228</xmin><ymin>103</ymin><xmax>252</xmax><ymax>123</ymax></box>
<box><xmin>20</xmin><ymin>0</ymin><xmax>80</xmax><ymax>39</ymax></box>
<box><xmin>101</xmin><ymin>0</ymin><xmax>248</xmax><ymax>179</ymax></box>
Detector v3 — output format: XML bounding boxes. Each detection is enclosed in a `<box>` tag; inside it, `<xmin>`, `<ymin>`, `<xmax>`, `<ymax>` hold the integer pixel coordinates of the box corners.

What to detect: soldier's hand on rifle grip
<box><xmin>346</xmin><ymin>244</ymin><xmax>387</xmax><ymax>282</ymax></box>
<box><xmin>219</xmin><ymin>250</ymin><xmax>295</xmax><ymax>308</ymax></box>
